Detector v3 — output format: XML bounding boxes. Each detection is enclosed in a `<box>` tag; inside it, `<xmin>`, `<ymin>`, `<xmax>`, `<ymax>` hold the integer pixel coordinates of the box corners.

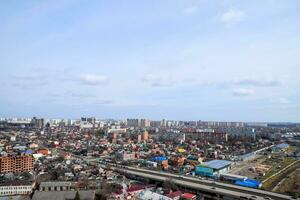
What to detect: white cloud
<box><xmin>141</xmin><ymin>74</ymin><xmax>175</xmax><ymax>87</ymax></box>
<box><xmin>79</xmin><ymin>74</ymin><xmax>109</xmax><ymax>86</ymax></box>
<box><xmin>233</xmin><ymin>88</ymin><xmax>255</xmax><ymax>96</ymax></box>
<box><xmin>233</xmin><ymin>77</ymin><xmax>281</xmax><ymax>87</ymax></box>
<box><xmin>219</xmin><ymin>9</ymin><xmax>246</xmax><ymax>24</ymax></box>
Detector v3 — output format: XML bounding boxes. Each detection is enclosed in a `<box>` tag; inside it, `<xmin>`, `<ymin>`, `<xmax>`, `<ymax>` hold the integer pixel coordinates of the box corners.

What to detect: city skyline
<box><xmin>1</xmin><ymin>1</ymin><xmax>300</xmax><ymax>121</ymax></box>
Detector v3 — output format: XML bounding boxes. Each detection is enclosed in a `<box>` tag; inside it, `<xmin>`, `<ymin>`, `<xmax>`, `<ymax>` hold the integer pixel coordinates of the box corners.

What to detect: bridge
<box><xmin>101</xmin><ymin>164</ymin><xmax>298</xmax><ymax>200</ymax></box>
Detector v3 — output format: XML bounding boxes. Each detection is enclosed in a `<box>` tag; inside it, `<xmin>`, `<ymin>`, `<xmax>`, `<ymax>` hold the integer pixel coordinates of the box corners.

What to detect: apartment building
<box><xmin>0</xmin><ymin>155</ymin><xmax>35</xmax><ymax>173</ymax></box>
<box><xmin>185</xmin><ymin>131</ymin><xmax>228</xmax><ymax>143</ymax></box>
<box><xmin>0</xmin><ymin>181</ymin><xmax>35</xmax><ymax>196</ymax></box>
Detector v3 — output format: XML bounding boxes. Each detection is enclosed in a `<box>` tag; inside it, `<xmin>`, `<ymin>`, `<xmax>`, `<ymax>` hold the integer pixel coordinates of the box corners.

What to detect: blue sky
<box><xmin>0</xmin><ymin>0</ymin><xmax>300</xmax><ymax>121</ymax></box>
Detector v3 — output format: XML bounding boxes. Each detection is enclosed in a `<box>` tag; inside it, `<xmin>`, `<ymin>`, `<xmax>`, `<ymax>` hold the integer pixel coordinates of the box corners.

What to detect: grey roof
<box><xmin>32</xmin><ymin>191</ymin><xmax>95</xmax><ymax>200</ymax></box>
<box><xmin>276</xmin><ymin>143</ymin><xmax>289</xmax><ymax>149</ymax></box>
<box><xmin>203</xmin><ymin>159</ymin><xmax>233</xmax><ymax>170</ymax></box>
<box><xmin>238</xmin><ymin>152</ymin><xmax>255</xmax><ymax>159</ymax></box>
<box><xmin>39</xmin><ymin>182</ymin><xmax>72</xmax><ymax>187</ymax></box>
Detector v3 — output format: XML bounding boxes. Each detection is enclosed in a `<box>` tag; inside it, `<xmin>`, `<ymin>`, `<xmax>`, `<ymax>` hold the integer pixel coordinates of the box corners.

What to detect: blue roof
<box><xmin>151</xmin><ymin>156</ymin><xmax>167</xmax><ymax>162</ymax></box>
<box><xmin>203</xmin><ymin>160</ymin><xmax>233</xmax><ymax>170</ymax></box>
<box><xmin>235</xmin><ymin>179</ymin><xmax>261</xmax><ymax>188</ymax></box>
<box><xmin>276</xmin><ymin>143</ymin><xmax>289</xmax><ymax>149</ymax></box>
<box><xmin>25</xmin><ymin>149</ymin><xmax>34</xmax><ymax>154</ymax></box>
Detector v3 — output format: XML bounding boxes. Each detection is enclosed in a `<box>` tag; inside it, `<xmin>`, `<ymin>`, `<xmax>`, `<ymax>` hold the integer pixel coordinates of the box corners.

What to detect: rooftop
<box><xmin>276</xmin><ymin>143</ymin><xmax>289</xmax><ymax>149</ymax></box>
<box><xmin>32</xmin><ymin>190</ymin><xmax>95</xmax><ymax>200</ymax></box>
<box><xmin>135</xmin><ymin>190</ymin><xmax>172</xmax><ymax>200</ymax></box>
<box><xmin>39</xmin><ymin>182</ymin><xmax>72</xmax><ymax>187</ymax></box>
<box><xmin>203</xmin><ymin>159</ymin><xmax>233</xmax><ymax>170</ymax></box>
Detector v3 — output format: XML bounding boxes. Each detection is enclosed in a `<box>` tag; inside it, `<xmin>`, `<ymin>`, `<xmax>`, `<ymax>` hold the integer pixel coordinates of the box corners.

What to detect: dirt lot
<box><xmin>229</xmin><ymin>152</ymin><xmax>296</xmax><ymax>181</ymax></box>
<box><xmin>229</xmin><ymin>154</ymin><xmax>266</xmax><ymax>179</ymax></box>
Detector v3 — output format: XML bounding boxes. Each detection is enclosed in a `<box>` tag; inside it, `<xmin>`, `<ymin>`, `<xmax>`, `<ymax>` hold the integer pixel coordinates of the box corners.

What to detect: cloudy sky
<box><xmin>0</xmin><ymin>0</ymin><xmax>300</xmax><ymax>122</ymax></box>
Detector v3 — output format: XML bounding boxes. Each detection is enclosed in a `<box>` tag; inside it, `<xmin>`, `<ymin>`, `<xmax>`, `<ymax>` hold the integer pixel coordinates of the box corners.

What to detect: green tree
<box><xmin>163</xmin><ymin>178</ymin><xmax>178</xmax><ymax>191</ymax></box>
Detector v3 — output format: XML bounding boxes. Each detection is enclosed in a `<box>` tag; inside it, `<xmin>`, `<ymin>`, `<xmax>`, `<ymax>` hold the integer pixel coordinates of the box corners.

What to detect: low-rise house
<box><xmin>134</xmin><ymin>190</ymin><xmax>172</xmax><ymax>200</ymax></box>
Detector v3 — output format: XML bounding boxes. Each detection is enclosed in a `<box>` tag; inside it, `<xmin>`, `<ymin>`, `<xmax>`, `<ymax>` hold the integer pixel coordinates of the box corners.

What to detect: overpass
<box><xmin>102</xmin><ymin>164</ymin><xmax>297</xmax><ymax>200</ymax></box>
<box><xmin>39</xmin><ymin>144</ymin><xmax>296</xmax><ymax>200</ymax></box>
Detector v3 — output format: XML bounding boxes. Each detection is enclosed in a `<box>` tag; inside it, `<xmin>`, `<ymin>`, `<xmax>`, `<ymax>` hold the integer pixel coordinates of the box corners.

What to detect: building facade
<box><xmin>0</xmin><ymin>181</ymin><xmax>34</xmax><ymax>196</ymax></box>
<box><xmin>0</xmin><ymin>155</ymin><xmax>35</xmax><ymax>173</ymax></box>
<box><xmin>185</xmin><ymin>131</ymin><xmax>228</xmax><ymax>143</ymax></box>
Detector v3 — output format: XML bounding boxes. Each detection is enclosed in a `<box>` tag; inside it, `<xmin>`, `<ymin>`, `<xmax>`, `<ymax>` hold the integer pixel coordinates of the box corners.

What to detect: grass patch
<box><xmin>261</xmin><ymin>157</ymin><xmax>295</xmax><ymax>181</ymax></box>
<box><xmin>276</xmin><ymin>169</ymin><xmax>300</xmax><ymax>198</ymax></box>
<box><xmin>262</xmin><ymin>161</ymin><xmax>300</xmax><ymax>192</ymax></box>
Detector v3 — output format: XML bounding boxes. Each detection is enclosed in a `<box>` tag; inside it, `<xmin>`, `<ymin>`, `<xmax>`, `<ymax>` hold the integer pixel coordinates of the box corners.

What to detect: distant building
<box><xmin>81</xmin><ymin>117</ymin><xmax>95</xmax><ymax>124</ymax></box>
<box><xmin>140</xmin><ymin>119</ymin><xmax>151</xmax><ymax>127</ymax></box>
<box><xmin>161</xmin><ymin>119</ymin><xmax>167</xmax><ymax>127</ymax></box>
<box><xmin>198</xmin><ymin>121</ymin><xmax>244</xmax><ymax>128</ymax></box>
<box><xmin>31</xmin><ymin>117</ymin><xmax>44</xmax><ymax>128</ymax></box>
<box><xmin>185</xmin><ymin>131</ymin><xmax>228</xmax><ymax>143</ymax></box>
<box><xmin>0</xmin><ymin>155</ymin><xmax>35</xmax><ymax>173</ymax></box>
<box><xmin>127</xmin><ymin>119</ymin><xmax>139</xmax><ymax>127</ymax></box>
<box><xmin>150</xmin><ymin>121</ymin><xmax>161</xmax><ymax>127</ymax></box>
<box><xmin>107</xmin><ymin>128</ymin><xmax>127</xmax><ymax>134</ymax></box>
<box><xmin>142</xmin><ymin>131</ymin><xmax>149</xmax><ymax>141</ymax></box>
<box><xmin>272</xmin><ymin>143</ymin><xmax>289</xmax><ymax>152</ymax></box>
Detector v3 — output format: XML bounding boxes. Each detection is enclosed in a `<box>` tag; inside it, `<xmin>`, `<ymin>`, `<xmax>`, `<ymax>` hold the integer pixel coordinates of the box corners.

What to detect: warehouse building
<box><xmin>195</xmin><ymin>159</ymin><xmax>233</xmax><ymax>177</ymax></box>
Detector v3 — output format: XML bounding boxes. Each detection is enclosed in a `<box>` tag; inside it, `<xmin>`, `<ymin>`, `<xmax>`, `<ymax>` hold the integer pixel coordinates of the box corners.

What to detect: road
<box><xmin>35</xmin><ymin>140</ymin><xmax>297</xmax><ymax>200</ymax></box>
<box><xmin>104</xmin><ymin>164</ymin><xmax>298</xmax><ymax>200</ymax></box>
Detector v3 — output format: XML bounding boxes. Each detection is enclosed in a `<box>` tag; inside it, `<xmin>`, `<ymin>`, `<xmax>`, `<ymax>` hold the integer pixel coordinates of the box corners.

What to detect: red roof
<box><xmin>127</xmin><ymin>185</ymin><xmax>145</xmax><ymax>192</ymax></box>
<box><xmin>115</xmin><ymin>184</ymin><xmax>155</xmax><ymax>194</ymax></box>
<box><xmin>181</xmin><ymin>193</ymin><xmax>196</xmax><ymax>199</ymax></box>
<box><xmin>166</xmin><ymin>191</ymin><xmax>182</xmax><ymax>198</ymax></box>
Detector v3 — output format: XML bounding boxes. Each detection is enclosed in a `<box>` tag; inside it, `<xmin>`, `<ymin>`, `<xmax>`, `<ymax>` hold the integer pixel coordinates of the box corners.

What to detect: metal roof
<box><xmin>276</xmin><ymin>143</ymin><xmax>289</xmax><ymax>149</ymax></box>
<box><xmin>39</xmin><ymin>182</ymin><xmax>71</xmax><ymax>187</ymax></box>
<box><xmin>203</xmin><ymin>159</ymin><xmax>233</xmax><ymax>170</ymax></box>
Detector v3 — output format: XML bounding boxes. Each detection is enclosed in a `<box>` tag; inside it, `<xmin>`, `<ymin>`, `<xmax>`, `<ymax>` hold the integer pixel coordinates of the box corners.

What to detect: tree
<box><xmin>163</xmin><ymin>178</ymin><xmax>178</xmax><ymax>191</ymax></box>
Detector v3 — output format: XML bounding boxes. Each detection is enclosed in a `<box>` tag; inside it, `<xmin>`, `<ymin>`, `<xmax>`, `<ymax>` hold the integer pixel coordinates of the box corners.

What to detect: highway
<box><xmin>34</xmin><ymin>140</ymin><xmax>297</xmax><ymax>200</ymax></box>
<box><xmin>102</xmin><ymin>164</ymin><xmax>297</xmax><ymax>200</ymax></box>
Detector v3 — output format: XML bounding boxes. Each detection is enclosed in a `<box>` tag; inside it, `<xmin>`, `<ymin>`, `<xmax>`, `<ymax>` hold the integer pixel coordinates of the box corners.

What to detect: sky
<box><xmin>0</xmin><ymin>0</ymin><xmax>300</xmax><ymax>122</ymax></box>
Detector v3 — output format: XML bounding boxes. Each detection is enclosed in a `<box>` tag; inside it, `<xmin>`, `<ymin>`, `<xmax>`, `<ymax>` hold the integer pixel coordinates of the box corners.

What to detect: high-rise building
<box><xmin>126</xmin><ymin>119</ymin><xmax>139</xmax><ymax>127</ymax></box>
<box><xmin>81</xmin><ymin>117</ymin><xmax>95</xmax><ymax>124</ymax></box>
<box><xmin>161</xmin><ymin>119</ymin><xmax>166</xmax><ymax>127</ymax></box>
<box><xmin>31</xmin><ymin>117</ymin><xmax>44</xmax><ymax>129</ymax></box>
<box><xmin>185</xmin><ymin>131</ymin><xmax>228</xmax><ymax>143</ymax></box>
<box><xmin>0</xmin><ymin>155</ymin><xmax>35</xmax><ymax>173</ymax></box>
<box><xmin>140</xmin><ymin>119</ymin><xmax>151</xmax><ymax>127</ymax></box>
<box><xmin>150</xmin><ymin>121</ymin><xmax>161</xmax><ymax>127</ymax></box>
